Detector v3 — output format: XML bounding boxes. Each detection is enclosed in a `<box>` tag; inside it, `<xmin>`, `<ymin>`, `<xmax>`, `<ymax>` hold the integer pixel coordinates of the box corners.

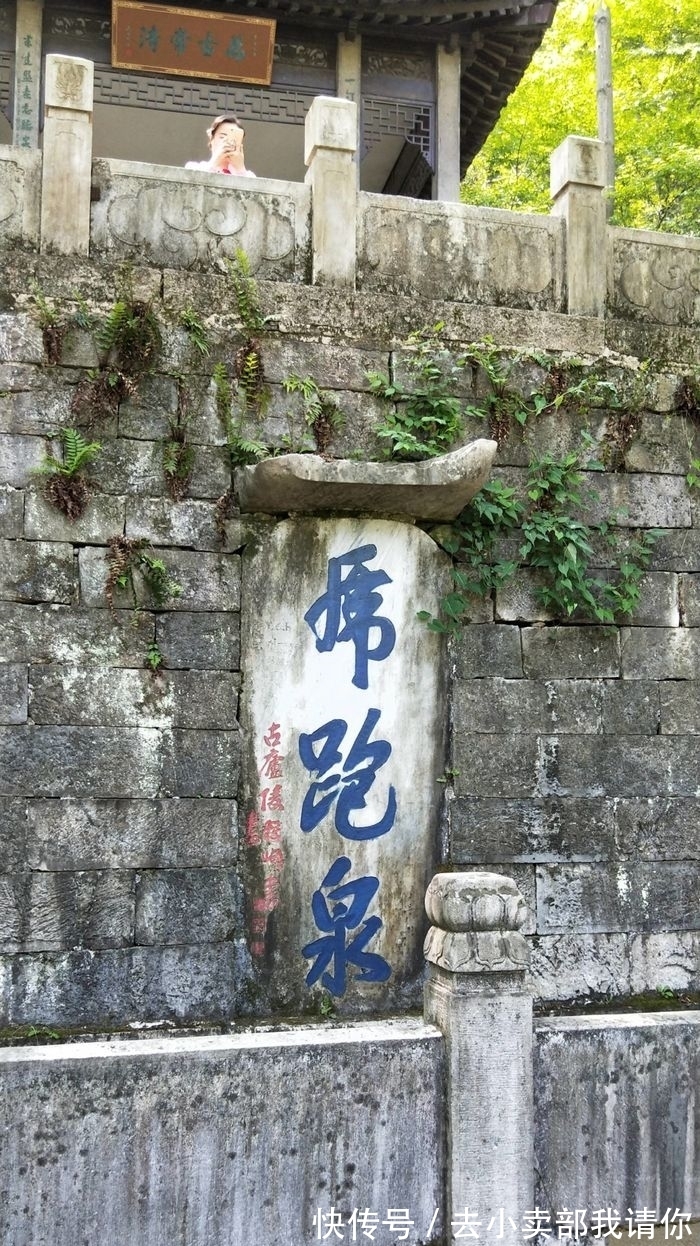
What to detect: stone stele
<box><xmin>240</xmin><ymin>517</ymin><xmax>450</xmax><ymax>1012</ymax></box>
<box><xmin>235</xmin><ymin>439</ymin><xmax>498</xmax><ymax>519</ymax></box>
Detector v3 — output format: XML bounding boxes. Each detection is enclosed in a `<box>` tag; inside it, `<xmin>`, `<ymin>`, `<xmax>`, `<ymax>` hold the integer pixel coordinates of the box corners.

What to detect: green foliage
<box><xmin>96</xmin><ymin>299</ymin><xmax>161</xmax><ymax>374</ymax></box>
<box><xmin>424</xmin><ymin>436</ymin><xmax>657</xmax><ymax>630</ymax></box>
<box><xmin>29</xmin><ymin>284</ymin><xmax>67</xmax><ymax>364</ymax></box>
<box><xmin>35</xmin><ymin>428</ymin><xmax>101</xmax><ymax>478</ymax></box>
<box><xmin>282</xmin><ymin>374</ymin><xmax>345</xmax><ymax>454</ymax></box>
<box><xmin>213</xmin><ymin>361</ymin><xmax>269</xmax><ymax>466</ymax></box>
<box><xmin>105</xmin><ymin>537</ymin><xmax>182</xmax><ymax>611</ymax></box>
<box><xmin>235</xmin><ymin>338</ymin><xmax>268</xmax><ymax>413</ymax></box>
<box><xmin>162</xmin><ymin>378</ymin><xmax>195</xmax><ymax>501</ymax></box>
<box><xmin>462</xmin><ymin>0</ymin><xmax>700</xmax><ymax>235</ymax></box>
<box><xmin>226</xmin><ymin>248</ymin><xmax>273</xmax><ymax>334</ymax></box>
<box><xmin>33</xmin><ymin>428</ymin><xmax>101</xmax><ymax>521</ymax></box>
<box><xmin>179</xmin><ymin>307</ymin><xmax>210</xmax><ymax>356</ymax></box>
<box><xmin>419</xmin><ymin>480</ymin><xmax>523</xmax><ymax>633</ymax></box>
<box><xmin>367</xmin><ymin>323</ymin><xmax>465</xmax><ymax>459</ymax></box>
<box><xmin>687</xmin><ymin>458</ymin><xmax>700</xmax><ymax>490</ymax></box>
<box><xmin>145</xmin><ymin>640</ymin><xmax>164</xmax><ymax>674</ymax></box>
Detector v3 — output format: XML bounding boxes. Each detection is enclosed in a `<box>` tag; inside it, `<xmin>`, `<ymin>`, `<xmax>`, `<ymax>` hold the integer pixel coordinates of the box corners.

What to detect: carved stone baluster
<box><xmin>424</xmin><ymin>871</ymin><xmax>533</xmax><ymax>1246</ymax></box>
<box><xmin>304</xmin><ymin>94</ymin><xmax>357</xmax><ymax>287</ymax></box>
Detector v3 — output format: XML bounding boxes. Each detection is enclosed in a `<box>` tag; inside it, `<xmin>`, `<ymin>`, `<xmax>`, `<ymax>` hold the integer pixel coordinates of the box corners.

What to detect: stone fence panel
<box><xmin>90</xmin><ymin>159</ymin><xmax>311</xmax><ymax>278</ymax></box>
<box><xmin>357</xmin><ymin>194</ymin><xmax>566</xmax><ymax>312</ymax></box>
<box><xmin>535</xmin><ymin>1012</ymin><xmax>700</xmax><ymax>1216</ymax></box>
<box><xmin>609</xmin><ymin>226</ymin><xmax>700</xmax><ymax>326</ymax></box>
<box><xmin>0</xmin><ymin>146</ymin><xmax>41</xmax><ymax>250</ymax></box>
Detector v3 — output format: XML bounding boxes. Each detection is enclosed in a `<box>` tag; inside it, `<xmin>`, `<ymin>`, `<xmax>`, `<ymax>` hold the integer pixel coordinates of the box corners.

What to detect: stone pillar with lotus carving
<box><xmin>40</xmin><ymin>54</ymin><xmax>94</xmax><ymax>255</ymax></box>
<box><xmin>424</xmin><ymin>871</ymin><xmax>533</xmax><ymax>1246</ymax></box>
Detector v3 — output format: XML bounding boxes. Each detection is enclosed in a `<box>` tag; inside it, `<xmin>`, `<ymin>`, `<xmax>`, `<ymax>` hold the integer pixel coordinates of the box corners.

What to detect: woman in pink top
<box><xmin>185</xmin><ymin>114</ymin><xmax>256</xmax><ymax>177</ymax></box>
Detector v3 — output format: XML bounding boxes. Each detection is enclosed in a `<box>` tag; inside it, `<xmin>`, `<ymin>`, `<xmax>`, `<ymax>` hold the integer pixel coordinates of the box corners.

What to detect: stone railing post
<box><xmin>304</xmin><ymin>95</ymin><xmax>357</xmax><ymax>287</ymax></box>
<box><xmin>424</xmin><ymin>872</ymin><xmax>533</xmax><ymax>1246</ymax></box>
<box><xmin>40</xmin><ymin>54</ymin><xmax>94</xmax><ymax>255</ymax></box>
<box><xmin>550</xmin><ymin>135</ymin><xmax>607</xmax><ymax>318</ymax></box>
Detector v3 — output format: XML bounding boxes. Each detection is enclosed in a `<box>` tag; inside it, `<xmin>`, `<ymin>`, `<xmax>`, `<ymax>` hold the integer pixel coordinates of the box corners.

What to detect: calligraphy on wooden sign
<box><xmin>111</xmin><ymin>1</ymin><xmax>275</xmax><ymax>85</ymax></box>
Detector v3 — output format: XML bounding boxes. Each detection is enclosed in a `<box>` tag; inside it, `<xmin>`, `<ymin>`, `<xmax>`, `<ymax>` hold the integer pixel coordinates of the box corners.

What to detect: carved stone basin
<box><xmin>234</xmin><ymin>439</ymin><xmax>498</xmax><ymax>520</ymax></box>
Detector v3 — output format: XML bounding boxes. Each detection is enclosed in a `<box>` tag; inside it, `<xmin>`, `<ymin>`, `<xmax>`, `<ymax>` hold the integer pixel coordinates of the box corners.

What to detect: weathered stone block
<box><xmin>0</xmin><ymin>876</ymin><xmax>21</xmax><ymax>946</ymax></box>
<box><xmin>621</xmin><ymin>626</ymin><xmax>700</xmax><ymax>679</ymax></box>
<box><xmin>659</xmin><ymin>682</ymin><xmax>700</xmax><ymax>734</ymax></box>
<box><xmin>451</xmin><ymin>624</ymin><xmax>523</xmax><ymax>678</ymax></box>
<box><xmin>79</xmin><ymin>545</ymin><xmax>240</xmax><ymax>612</ymax></box>
<box><xmin>495</xmin><ymin>569</ymin><xmax>552</xmax><ymax>623</ymax></box>
<box><xmin>529</xmin><ymin>932</ymin><xmax>632</xmax><ymax>1001</ymax></box>
<box><xmin>1</xmin><ymin>942</ymin><xmax>245</xmax><ymax>1026</ymax></box>
<box><xmin>536</xmin><ymin>862</ymin><xmax>700</xmax><ymax>934</ymax></box>
<box><xmin>615</xmin><ymin>798</ymin><xmax>700</xmax><ymax>860</ymax></box>
<box><xmin>453</xmin><ymin>678</ymin><xmax>602</xmax><ymax>734</ymax></box>
<box><xmin>0</xmin><ymin>727</ymin><xmax>162</xmax><ymax>797</ymax></box>
<box><xmin>26</xmin><ymin>798</ymin><xmax>238</xmax><ymax>870</ymax></box>
<box><xmin>0</xmin><ymin>604</ymin><xmax>153</xmax><ymax>667</ymax></box>
<box><xmin>1</xmin><ymin>871</ymin><xmax>135</xmax><ymax>953</ymax></box>
<box><xmin>30</xmin><ymin>667</ymin><xmax>240</xmax><ymax>730</ymax></box>
<box><xmin>155</xmin><ymin>611</ymin><xmax>240</xmax><ymax>670</ymax></box>
<box><xmin>0</xmin><ymin>799</ymin><xmax>26</xmax><ymax>870</ymax></box>
<box><xmin>624</xmin><ymin>412</ymin><xmax>700</xmax><ymax>474</ymax></box>
<box><xmin>24</xmin><ymin>493</ymin><xmax>126</xmax><ymax>544</ymax></box>
<box><xmin>125</xmin><ymin>497</ymin><xmax>226</xmax><ymax>550</ymax></box>
<box><xmin>629</xmin><ymin>931</ymin><xmax>700</xmax><ymax>993</ymax></box>
<box><xmin>116</xmin><ymin>375</ymin><xmax>178</xmax><ymax>440</ymax></box>
<box><xmin>161</xmin><ymin>729</ymin><xmax>240</xmax><ymax>798</ymax></box>
<box><xmin>0</xmin><ymin>434</ymin><xmax>46</xmax><ymax>487</ymax></box>
<box><xmin>0</xmin><ymin>664</ymin><xmax>28</xmax><ymax>724</ymax></box>
<box><xmin>450</xmin><ymin>796</ymin><xmax>615</xmax><ymax>863</ymax></box>
<box><xmin>583</xmin><ymin>472</ymin><xmax>691</xmax><ymax>529</ymax></box>
<box><xmin>90</xmin><ymin>439</ymin><xmax>230</xmax><ymax>499</ymax></box>
<box><xmin>522</xmin><ymin>625</ymin><xmax>620</xmax><ymax>678</ymax></box>
<box><xmin>600</xmin><ymin>679</ymin><xmax>660</xmax><ymax>734</ymax></box>
<box><xmin>538</xmin><ymin>734</ymin><xmax>700</xmax><ymax>797</ymax></box>
<box><xmin>135</xmin><ymin>868</ymin><xmax>239</xmax><ymax>945</ymax></box>
<box><xmin>0</xmin><ymin>314</ymin><xmax>44</xmax><ymax>365</ymax></box>
<box><xmin>0</xmin><ymin>369</ymin><xmax>85</xmax><ymax>436</ymax></box>
<box><xmin>0</xmin><ymin>488</ymin><xmax>23</xmax><ymax>537</ymax></box>
<box><xmin>680</xmin><ymin>573</ymin><xmax>700</xmax><ymax>625</ymax></box>
<box><xmin>263</xmin><ymin>339</ymin><xmax>386</xmax><ymax>390</ymax></box>
<box><xmin>452</xmin><ymin>735</ymin><xmax>539</xmax><ymax>798</ymax></box>
<box><xmin>0</xmin><ymin>538</ymin><xmax>74</xmax><ymax>604</ymax></box>
<box><xmin>58</xmin><ymin>327</ymin><xmax>100</xmax><ymax>369</ymax></box>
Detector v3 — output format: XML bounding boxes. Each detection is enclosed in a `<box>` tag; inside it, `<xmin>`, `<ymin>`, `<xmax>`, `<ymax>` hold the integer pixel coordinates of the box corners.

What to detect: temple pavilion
<box><xmin>1</xmin><ymin>0</ymin><xmax>557</xmax><ymax>198</ymax></box>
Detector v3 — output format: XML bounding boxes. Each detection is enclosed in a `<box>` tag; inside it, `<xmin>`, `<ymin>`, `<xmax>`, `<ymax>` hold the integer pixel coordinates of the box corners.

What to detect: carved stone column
<box><xmin>304</xmin><ymin>95</ymin><xmax>357</xmax><ymax>287</ymax></box>
<box><xmin>40</xmin><ymin>54</ymin><xmax>94</xmax><ymax>256</ymax></box>
<box><xmin>424</xmin><ymin>871</ymin><xmax>533</xmax><ymax>1246</ymax></box>
<box><xmin>550</xmin><ymin>135</ymin><xmax>607</xmax><ymax>317</ymax></box>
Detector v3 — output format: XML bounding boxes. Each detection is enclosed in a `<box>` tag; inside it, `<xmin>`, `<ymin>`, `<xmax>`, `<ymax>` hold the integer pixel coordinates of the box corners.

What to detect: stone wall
<box><xmin>0</xmin><ymin>244</ymin><xmax>699</xmax><ymax>1028</ymax></box>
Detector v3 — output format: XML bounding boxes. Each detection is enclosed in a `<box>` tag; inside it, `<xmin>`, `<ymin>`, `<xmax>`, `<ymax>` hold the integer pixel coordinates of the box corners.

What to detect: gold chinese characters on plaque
<box><xmin>111</xmin><ymin>1</ymin><xmax>276</xmax><ymax>85</ymax></box>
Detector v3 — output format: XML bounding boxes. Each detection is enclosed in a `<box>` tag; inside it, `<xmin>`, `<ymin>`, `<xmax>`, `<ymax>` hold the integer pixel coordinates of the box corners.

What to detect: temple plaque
<box><xmin>111</xmin><ymin>1</ymin><xmax>275</xmax><ymax>85</ymax></box>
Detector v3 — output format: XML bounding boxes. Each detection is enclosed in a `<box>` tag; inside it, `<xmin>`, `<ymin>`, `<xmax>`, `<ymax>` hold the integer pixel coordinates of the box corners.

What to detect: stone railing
<box><xmin>0</xmin><ymin>52</ymin><xmax>698</xmax><ymax>329</ymax></box>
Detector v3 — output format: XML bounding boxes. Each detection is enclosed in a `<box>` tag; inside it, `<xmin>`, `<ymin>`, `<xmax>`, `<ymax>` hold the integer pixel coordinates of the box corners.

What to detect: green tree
<box><xmin>462</xmin><ymin>0</ymin><xmax>700</xmax><ymax>235</ymax></box>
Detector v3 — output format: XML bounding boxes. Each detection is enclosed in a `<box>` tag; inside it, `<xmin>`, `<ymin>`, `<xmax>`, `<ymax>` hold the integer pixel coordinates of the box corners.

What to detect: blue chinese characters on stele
<box><xmin>301</xmin><ymin>857</ymin><xmax>392</xmax><ymax>996</ymax></box>
<box><xmin>300</xmin><ymin>544</ymin><xmax>397</xmax><ymax>996</ymax></box>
